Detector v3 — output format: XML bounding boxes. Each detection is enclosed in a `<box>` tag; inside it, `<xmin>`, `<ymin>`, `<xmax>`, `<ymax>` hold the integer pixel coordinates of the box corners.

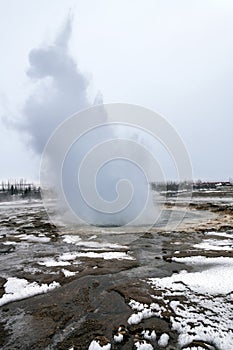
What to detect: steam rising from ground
<box><xmin>11</xmin><ymin>15</ymin><xmax>160</xmax><ymax>227</ymax></box>
<box><xmin>10</xmin><ymin>15</ymin><xmax>192</xmax><ymax>228</ymax></box>
<box><xmin>40</xmin><ymin>104</ymin><xmax>162</xmax><ymax>227</ymax></box>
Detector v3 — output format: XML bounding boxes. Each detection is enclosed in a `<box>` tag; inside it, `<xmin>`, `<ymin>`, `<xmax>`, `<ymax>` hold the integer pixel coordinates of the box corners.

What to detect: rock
<box><xmin>141</xmin><ymin>232</ymin><xmax>154</xmax><ymax>239</ymax></box>
<box><xmin>0</xmin><ymin>243</ymin><xmax>15</xmax><ymax>254</ymax></box>
<box><xmin>0</xmin><ymin>277</ymin><xmax>6</xmax><ymax>298</ymax></box>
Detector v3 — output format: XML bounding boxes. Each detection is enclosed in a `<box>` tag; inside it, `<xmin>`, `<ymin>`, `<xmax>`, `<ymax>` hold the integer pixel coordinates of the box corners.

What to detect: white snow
<box><xmin>18</xmin><ymin>234</ymin><xmax>50</xmax><ymax>243</ymax></box>
<box><xmin>63</xmin><ymin>235</ymin><xmax>127</xmax><ymax>250</ymax></box>
<box><xmin>38</xmin><ymin>258</ymin><xmax>71</xmax><ymax>267</ymax></box>
<box><xmin>39</xmin><ymin>250</ymin><xmax>133</xmax><ymax>262</ymax></box>
<box><xmin>183</xmin><ymin>347</ymin><xmax>206</xmax><ymax>350</ymax></box>
<box><xmin>61</xmin><ymin>269</ymin><xmax>78</xmax><ymax>277</ymax></box>
<box><xmin>126</xmin><ymin>250</ymin><xmax>233</xmax><ymax>350</ymax></box>
<box><xmin>113</xmin><ymin>333</ymin><xmax>123</xmax><ymax>343</ymax></box>
<box><xmin>89</xmin><ymin>235</ymin><xmax>97</xmax><ymax>240</ymax></box>
<box><xmin>62</xmin><ymin>236</ymin><xmax>132</xmax><ymax>259</ymax></box>
<box><xmin>0</xmin><ymin>277</ymin><xmax>60</xmax><ymax>306</ymax></box>
<box><xmin>147</xmin><ymin>255</ymin><xmax>233</xmax><ymax>350</ymax></box>
<box><xmin>73</xmin><ymin>251</ymin><xmax>134</xmax><ymax>260</ymax></box>
<box><xmin>128</xmin><ymin>299</ymin><xmax>164</xmax><ymax>325</ymax></box>
<box><xmin>158</xmin><ymin>333</ymin><xmax>169</xmax><ymax>347</ymax></box>
<box><xmin>128</xmin><ymin>312</ymin><xmax>143</xmax><ymax>325</ymax></box>
<box><xmin>63</xmin><ymin>235</ymin><xmax>82</xmax><ymax>244</ymax></box>
<box><xmin>23</xmin><ymin>266</ymin><xmax>43</xmax><ymax>274</ymax></box>
<box><xmin>134</xmin><ymin>340</ymin><xmax>153</xmax><ymax>349</ymax></box>
<box><xmin>38</xmin><ymin>252</ymin><xmax>82</xmax><ymax>267</ymax></box>
<box><xmin>128</xmin><ymin>306</ymin><xmax>162</xmax><ymax>325</ymax></box>
<box><xmin>58</xmin><ymin>252</ymin><xmax>80</xmax><ymax>261</ymax></box>
<box><xmin>206</xmin><ymin>231</ymin><xmax>233</xmax><ymax>238</ymax></box>
<box><xmin>88</xmin><ymin>340</ymin><xmax>111</xmax><ymax>350</ymax></box>
<box><xmin>142</xmin><ymin>329</ymin><xmax>156</xmax><ymax>340</ymax></box>
<box><xmin>2</xmin><ymin>241</ymin><xmax>17</xmax><ymax>245</ymax></box>
<box><xmin>129</xmin><ymin>299</ymin><xmax>147</xmax><ymax>311</ymax></box>
<box><xmin>194</xmin><ymin>239</ymin><xmax>232</xmax><ymax>251</ymax></box>
<box><xmin>171</xmin><ymin>256</ymin><xmax>233</xmax><ymax>294</ymax></box>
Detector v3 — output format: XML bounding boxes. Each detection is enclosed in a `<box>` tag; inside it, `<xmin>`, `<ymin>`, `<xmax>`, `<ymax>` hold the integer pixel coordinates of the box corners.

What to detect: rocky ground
<box><xmin>0</xmin><ymin>191</ymin><xmax>232</xmax><ymax>350</ymax></box>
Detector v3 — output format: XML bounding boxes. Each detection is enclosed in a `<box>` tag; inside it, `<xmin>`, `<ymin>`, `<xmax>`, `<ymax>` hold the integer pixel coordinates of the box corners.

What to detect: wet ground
<box><xmin>0</xmin><ymin>192</ymin><xmax>232</xmax><ymax>350</ymax></box>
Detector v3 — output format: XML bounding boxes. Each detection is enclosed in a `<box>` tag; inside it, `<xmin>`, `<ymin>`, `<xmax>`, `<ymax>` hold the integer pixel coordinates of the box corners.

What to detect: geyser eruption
<box><xmin>11</xmin><ymin>15</ymin><xmax>192</xmax><ymax>229</ymax></box>
<box><xmin>13</xmin><ymin>16</ymin><xmax>162</xmax><ymax>227</ymax></box>
<box><xmin>40</xmin><ymin>103</ymin><xmax>193</xmax><ymax>229</ymax></box>
<box><xmin>40</xmin><ymin>103</ymin><xmax>163</xmax><ymax>227</ymax></box>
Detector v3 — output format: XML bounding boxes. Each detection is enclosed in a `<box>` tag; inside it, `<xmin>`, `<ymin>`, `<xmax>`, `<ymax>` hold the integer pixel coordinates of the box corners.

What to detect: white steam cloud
<box><xmin>13</xmin><ymin>16</ymin><xmax>190</xmax><ymax>228</ymax></box>
<box><xmin>22</xmin><ymin>16</ymin><xmax>94</xmax><ymax>153</ymax></box>
<box><xmin>14</xmin><ymin>16</ymin><xmax>159</xmax><ymax>227</ymax></box>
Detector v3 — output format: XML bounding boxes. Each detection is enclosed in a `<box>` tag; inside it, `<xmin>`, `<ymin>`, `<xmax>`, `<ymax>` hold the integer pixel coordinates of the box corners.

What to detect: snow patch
<box><xmin>38</xmin><ymin>258</ymin><xmax>71</xmax><ymax>267</ymax></box>
<box><xmin>63</xmin><ymin>235</ymin><xmax>82</xmax><ymax>244</ymax></box>
<box><xmin>63</xmin><ymin>235</ymin><xmax>127</xmax><ymax>250</ymax></box>
<box><xmin>194</xmin><ymin>239</ymin><xmax>232</xmax><ymax>251</ymax></box>
<box><xmin>113</xmin><ymin>333</ymin><xmax>123</xmax><ymax>343</ymax></box>
<box><xmin>142</xmin><ymin>329</ymin><xmax>156</xmax><ymax>341</ymax></box>
<box><xmin>148</xmin><ymin>256</ymin><xmax>233</xmax><ymax>349</ymax></box>
<box><xmin>88</xmin><ymin>340</ymin><xmax>111</xmax><ymax>350</ymax></box>
<box><xmin>128</xmin><ymin>299</ymin><xmax>164</xmax><ymax>325</ymax></box>
<box><xmin>58</xmin><ymin>252</ymin><xmax>80</xmax><ymax>261</ymax></box>
<box><xmin>18</xmin><ymin>234</ymin><xmax>50</xmax><ymax>243</ymax></box>
<box><xmin>158</xmin><ymin>333</ymin><xmax>169</xmax><ymax>347</ymax></box>
<box><xmin>171</xmin><ymin>256</ymin><xmax>233</xmax><ymax>294</ymax></box>
<box><xmin>61</xmin><ymin>269</ymin><xmax>78</xmax><ymax>277</ymax></box>
<box><xmin>134</xmin><ymin>340</ymin><xmax>153</xmax><ymax>349</ymax></box>
<box><xmin>0</xmin><ymin>277</ymin><xmax>60</xmax><ymax>306</ymax></box>
<box><xmin>206</xmin><ymin>231</ymin><xmax>233</xmax><ymax>239</ymax></box>
<box><xmin>74</xmin><ymin>251</ymin><xmax>134</xmax><ymax>260</ymax></box>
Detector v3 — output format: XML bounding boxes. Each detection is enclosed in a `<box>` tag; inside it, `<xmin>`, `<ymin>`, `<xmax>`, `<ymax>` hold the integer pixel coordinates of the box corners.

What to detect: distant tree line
<box><xmin>0</xmin><ymin>179</ymin><xmax>41</xmax><ymax>201</ymax></box>
<box><xmin>151</xmin><ymin>181</ymin><xmax>192</xmax><ymax>192</ymax></box>
<box><xmin>151</xmin><ymin>180</ymin><xmax>232</xmax><ymax>192</ymax></box>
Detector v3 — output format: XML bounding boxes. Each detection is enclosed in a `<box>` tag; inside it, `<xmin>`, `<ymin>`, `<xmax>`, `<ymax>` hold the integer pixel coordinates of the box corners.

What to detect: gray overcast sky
<box><xmin>0</xmin><ymin>0</ymin><xmax>233</xmax><ymax>182</ymax></box>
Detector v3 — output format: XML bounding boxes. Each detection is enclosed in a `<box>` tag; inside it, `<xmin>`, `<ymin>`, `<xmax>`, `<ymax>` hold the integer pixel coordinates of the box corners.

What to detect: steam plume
<box><xmin>22</xmin><ymin>16</ymin><xmax>92</xmax><ymax>153</ymax></box>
